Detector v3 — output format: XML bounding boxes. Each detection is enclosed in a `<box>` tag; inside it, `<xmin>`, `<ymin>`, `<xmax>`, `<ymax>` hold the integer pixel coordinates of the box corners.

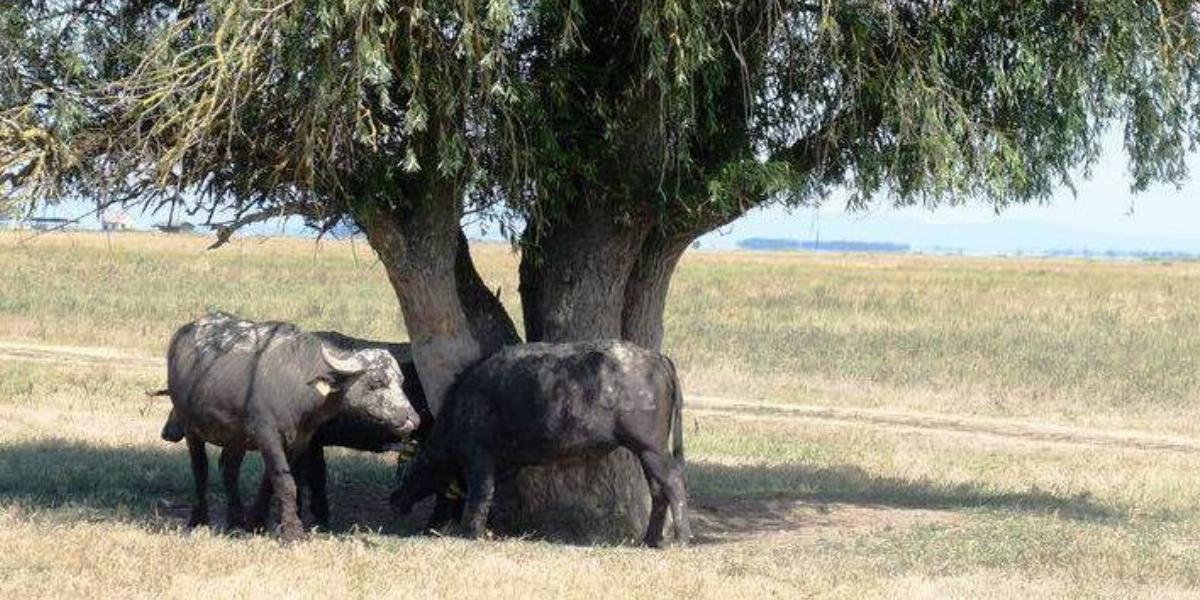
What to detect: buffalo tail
<box><xmin>664</xmin><ymin>356</ymin><xmax>684</xmax><ymax>465</ymax></box>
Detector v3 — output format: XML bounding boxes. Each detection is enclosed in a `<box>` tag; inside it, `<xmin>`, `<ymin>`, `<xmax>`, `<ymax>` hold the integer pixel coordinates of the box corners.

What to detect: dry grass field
<box><xmin>2</xmin><ymin>231</ymin><xmax>1200</xmax><ymax>598</ymax></box>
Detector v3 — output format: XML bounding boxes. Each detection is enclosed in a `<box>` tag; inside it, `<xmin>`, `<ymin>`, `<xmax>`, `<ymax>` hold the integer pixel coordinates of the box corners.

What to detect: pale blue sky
<box><xmin>31</xmin><ymin>136</ymin><xmax>1200</xmax><ymax>254</ymax></box>
<box><xmin>702</xmin><ymin>137</ymin><xmax>1200</xmax><ymax>253</ymax></box>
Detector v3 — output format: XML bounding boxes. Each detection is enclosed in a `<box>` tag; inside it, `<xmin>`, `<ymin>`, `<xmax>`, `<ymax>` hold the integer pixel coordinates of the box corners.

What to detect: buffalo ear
<box><xmin>308</xmin><ymin>375</ymin><xmax>340</xmax><ymax>398</ymax></box>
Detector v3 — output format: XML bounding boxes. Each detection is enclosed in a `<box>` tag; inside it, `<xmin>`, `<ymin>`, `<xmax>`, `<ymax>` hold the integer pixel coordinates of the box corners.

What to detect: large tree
<box><xmin>4</xmin><ymin>0</ymin><xmax>1199</xmax><ymax>541</ymax></box>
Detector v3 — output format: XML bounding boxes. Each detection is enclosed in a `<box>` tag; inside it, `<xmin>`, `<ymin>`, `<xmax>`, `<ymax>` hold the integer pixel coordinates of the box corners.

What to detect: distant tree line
<box><xmin>739</xmin><ymin>238</ymin><xmax>910</xmax><ymax>253</ymax></box>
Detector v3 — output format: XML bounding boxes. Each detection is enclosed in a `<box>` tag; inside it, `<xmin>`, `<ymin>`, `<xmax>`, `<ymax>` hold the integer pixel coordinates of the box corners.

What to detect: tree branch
<box><xmin>206</xmin><ymin>203</ymin><xmax>317</xmax><ymax>250</ymax></box>
<box><xmin>772</xmin><ymin>101</ymin><xmax>883</xmax><ymax>176</ymax></box>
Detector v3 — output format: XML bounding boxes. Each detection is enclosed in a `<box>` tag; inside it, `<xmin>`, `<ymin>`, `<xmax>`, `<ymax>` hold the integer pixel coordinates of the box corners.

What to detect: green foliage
<box><xmin>679</xmin><ymin>1</ymin><xmax>1200</xmax><ymax>221</ymax></box>
<box><xmin>2</xmin><ymin>1</ymin><xmax>1198</xmax><ymax>235</ymax></box>
<box><xmin>1</xmin><ymin>0</ymin><xmax>523</xmax><ymax>221</ymax></box>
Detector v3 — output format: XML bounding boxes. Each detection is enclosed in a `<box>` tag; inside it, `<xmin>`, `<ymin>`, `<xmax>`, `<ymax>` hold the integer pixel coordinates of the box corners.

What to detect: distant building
<box><xmin>100</xmin><ymin>210</ymin><xmax>135</xmax><ymax>231</ymax></box>
<box><xmin>156</xmin><ymin>222</ymin><xmax>196</xmax><ymax>234</ymax></box>
<box><xmin>27</xmin><ymin>217</ymin><xmax>73</xmax><ymax>231</ymax></box>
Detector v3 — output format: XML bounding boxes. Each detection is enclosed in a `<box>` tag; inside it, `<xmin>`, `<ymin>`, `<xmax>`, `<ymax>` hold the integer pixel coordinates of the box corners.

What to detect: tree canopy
<box><xmin>4</xmin><ymin>0</ymin><xmax>1200</xmax><ymax>542</ymax></box>
<box><xmin>5</xmin><ymin>1</ymin><xmax>1199</xmax><ymax>231</ymax></box>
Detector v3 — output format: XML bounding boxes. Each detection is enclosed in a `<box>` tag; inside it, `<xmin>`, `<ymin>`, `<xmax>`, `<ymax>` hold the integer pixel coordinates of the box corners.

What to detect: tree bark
<box><xmin>454</xmin><ymin>229</ymin><xmax>521</xmax><ymax>350</ymax></box>
<box><xmin>621</xmin><ymin>230</ymin><xmax>692</xmax><ymax>351</ymax></box>
<box><xmin>490</xmin><ymin>204</ymin><xmax>655</xmax><ymax>542</ymax></box>
<box><xmin>518</xmin><ymin>204</ymin><xmax>651</xmax><ymax>343</ymax></box>
<box><xmin>359</xmin><ymin>181</ymin><xmax>498</xmax><ymax>416</ymax></box>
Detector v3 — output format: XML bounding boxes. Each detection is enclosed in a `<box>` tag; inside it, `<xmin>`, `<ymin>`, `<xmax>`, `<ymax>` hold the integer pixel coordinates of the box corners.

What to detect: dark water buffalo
<box><xmin>389</xmin><ymin>340</ymin><xmax>691</xmax><ymax>547</ymax></box>
<box><xmin>160</xmin><ymin>403</ymin><xmax>419</xmax><ymax>532</ymax></box>
<box><xmin>162</xmin><ymin>331</ymin><xmax>429</xmax><ymax>530</ymax></box>
<box><xmin>164</xmin><ymin>312</ymin><xmax>420</xmax><ymax>541</ymax></box>
<box><xmin>297</xmin><ymin>332</ymin><xmax>429</xmax><ymax>528</ymax></box>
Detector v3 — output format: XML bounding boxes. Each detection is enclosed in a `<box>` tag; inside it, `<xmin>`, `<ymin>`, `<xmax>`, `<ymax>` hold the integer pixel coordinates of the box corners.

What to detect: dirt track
<box><xmin>687</xmin><ymin>397</ymin><xmax>1200</xmax><ymax>454</ymax></box>
<box><xmin>3</xmin><ymin>339</ymin><xmax>1197</xmax><ymax>454</ymax></box>
<box><xmin>0</xmin><ymin>340</ymin><xmax>163</xmax><ymax>371</ymax></box>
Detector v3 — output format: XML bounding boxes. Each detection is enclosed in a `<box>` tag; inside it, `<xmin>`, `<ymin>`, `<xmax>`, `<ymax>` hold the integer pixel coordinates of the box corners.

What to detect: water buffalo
<box><xmin>161</xmin><ymin>331</ymin><xmax>430</xmax><ymax>531</ymax></box>
<box><xmin>159</xmin><ymin>331</ymin><xmax>432</xmax><ymax>532</ymax></box>
<box><xmin>297</xmin><ymin>332</ymin><xmax>430</xmax><ymax>528</ymax></box>
<box><xmin>389</xmin><ymin>340</ymin><xmax>691</xmax><ymax>547</ymax></box>
<box><xmin>160</xmin><ymin>405</ymin><xmax>419</xmax><ymax>530</ymax></box>
<box><xmin>164</xmin><ymin>312</ymin><xmax>420</xmax><ymax>541</ymax></box>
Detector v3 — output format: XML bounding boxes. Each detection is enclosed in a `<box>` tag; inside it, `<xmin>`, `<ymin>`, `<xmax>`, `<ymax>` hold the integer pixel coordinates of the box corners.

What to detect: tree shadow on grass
<box><xmin>0</xmin><ymin>439</ymin><xmax>427</xmax><ymax>535</ymax></box>
<box><xmin>686</xmin><ymin>460</ymin><xmax>1121</xmax><ymax>543</ymax></box>
<box><xmin>0</xmin><ymin>440</ymin><xmax>1124</xmax><ymax>543</ymax></box>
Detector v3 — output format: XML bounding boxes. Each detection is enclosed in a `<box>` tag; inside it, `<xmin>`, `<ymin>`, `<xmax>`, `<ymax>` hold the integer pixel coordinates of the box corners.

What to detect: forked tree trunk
<box><xmin>622</xmin><ymin>230</ymin><xmax>692</xmax><ymax>350</ymax></box>
<box><xmin>362</xmin><ymin>179</ymin><xmax>700</xmax><ymax>543</ymax></box>
<box><xmin>359</xmin><ymin>181</ymin><xmax>511</xmax><ymax>416</ymax></box>
<box><xmin>488</xmin><ymin>206</ymin><xmax>656</xmax><ymax>542</ymax></box>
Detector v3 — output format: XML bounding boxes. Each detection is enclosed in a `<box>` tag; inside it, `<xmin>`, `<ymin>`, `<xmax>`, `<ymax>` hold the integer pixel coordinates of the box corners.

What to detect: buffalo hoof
<box><xmin>387</xmin><ymin>490</ymin><xmax>411</xmax><ymax>514</ymax></box>
<box><xmin>225</xmin><ymin>515</ymin><xmax>246</xmax><ymax>532</ymax></box>
<box><xmin>464</xmin><ymin>527</ymin><xmax>494</xmax><ymax>541</ymax></box>
<box><xmin>278</xmin><ymin>526</ymin><xmax>308</xmax><ymax>544</ymax></box>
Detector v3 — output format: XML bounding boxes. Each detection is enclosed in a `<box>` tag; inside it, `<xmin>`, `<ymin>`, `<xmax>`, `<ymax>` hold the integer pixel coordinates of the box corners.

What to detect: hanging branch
<box><xmin>206</xmin><ymin>202</ymin><xmax>318</xmax><ymax>250</ymax></box>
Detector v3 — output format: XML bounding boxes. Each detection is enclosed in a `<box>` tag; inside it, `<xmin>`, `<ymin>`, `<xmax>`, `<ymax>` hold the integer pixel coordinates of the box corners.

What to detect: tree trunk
<box><xmin>518</xmin><ymin>206</ymin><xmax>650</xmax><ymax>343</ymax></box>
<box><xmin>623</xmin><ymin>211</ymin><xmax>744</xmax><ymax>350</ymax></box>
<box><xmin>621</xmin><ymin>230</ymin><xmax>692</xmax><ymax>351</ymax></box>
<box><xmin>359</xmin><ymin>172</ymin><xmax>706</xmax><ymax>543</ymax></box>
<box><xmin>489</xmin><ymin>205</ymin><xmax>655</xmax><ymax>543</ymax></box>
<box><xmin>454</xmin><ymin>229</ymin><xmax>521</xmax><ymax>350</ymax></box>
<box><xmin>359</xmin><ymin>182</ymin><xmax>504</xmax><ymax>416</ymax></box>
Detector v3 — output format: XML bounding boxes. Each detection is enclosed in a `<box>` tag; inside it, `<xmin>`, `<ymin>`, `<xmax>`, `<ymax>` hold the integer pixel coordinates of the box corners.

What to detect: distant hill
<box><xmin>739</xmin><ymin>238</ymin><xmax>910</xmax><ymax>253</ymax></box>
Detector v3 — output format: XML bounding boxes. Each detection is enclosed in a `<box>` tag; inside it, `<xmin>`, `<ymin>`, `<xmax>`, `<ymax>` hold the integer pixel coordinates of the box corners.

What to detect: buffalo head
<box><xmin>315</xmin><ymin>345</ymin><xmax>420</xmax><ymax>438</ymax></box>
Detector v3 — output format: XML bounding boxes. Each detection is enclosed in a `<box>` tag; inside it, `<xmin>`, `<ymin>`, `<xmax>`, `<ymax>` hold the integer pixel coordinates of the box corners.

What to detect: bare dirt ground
<box><xmin>687</xmin><ymin>398</ymin><xmax>1200</xmax><ymax>454</ymax></box>
<box><xmin>0</xmin><ymin>340</ymin><xmax>162</xmax><ymax>371</ymax></box>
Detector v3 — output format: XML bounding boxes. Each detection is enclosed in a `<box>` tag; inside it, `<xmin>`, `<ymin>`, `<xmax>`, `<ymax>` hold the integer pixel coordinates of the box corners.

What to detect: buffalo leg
<box><xmin>307</xmin><ymin>446</ymin><xmax>330</xmax><ymax>530</ymax></box>
<box><xmin>290</xmin><ymin>453</ymin><xmax>306</xmax><ymax>521</ymax></box>
<box><xmin>638</xmin><ymin>463</ymin><xmax>669</xmax><ymax>547</ymax></box>
<box><xmin>247</xmin><ymin>472</ymin><xmax>272</xmax><ymax>533</ymax></box>
<box><xmin>260</xmin><ymin>441</ymin><xmax>304</xmax><ymax>542</ymax></box>
<box><xmin>428</xmin><ymin>494</ymin><xmax>464</xmax><ymax>532</ymax></box>
<box><xmin>185</xmin><ymin>435</ymin><xmax>209</xmax><ymax>528</ymax></box>
<box><xmin>461</xmin><ymin>455</ymin><xmax>496</xmax><ymax>539</ymax></box>
<box><xmin>219</xmin><ymin>446</ymin><xmax>246</xmax><ymax>530</ymax></box>
<box><xmin>634</xmin><ymin>449</ymin><xmax>691</xmax><ymax>547</ymax></box>
<box><xmin>663</xmin><ymin>458</ymin><xmax>692</xmax><ymax>545</ymax></box>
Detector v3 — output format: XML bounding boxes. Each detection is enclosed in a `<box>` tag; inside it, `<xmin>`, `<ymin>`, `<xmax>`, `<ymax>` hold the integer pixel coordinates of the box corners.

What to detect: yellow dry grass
<box><xmin>2</xmin><ymin>230</ymin><xmax>1200</xmax><ymax>598</ymax></box>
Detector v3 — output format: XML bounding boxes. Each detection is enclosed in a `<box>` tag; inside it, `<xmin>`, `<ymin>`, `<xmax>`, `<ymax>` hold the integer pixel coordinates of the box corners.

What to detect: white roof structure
<box><xmin>101</xmin><ymin>210</ymin><xmax>135</xmax><ymax>228</ymax></box>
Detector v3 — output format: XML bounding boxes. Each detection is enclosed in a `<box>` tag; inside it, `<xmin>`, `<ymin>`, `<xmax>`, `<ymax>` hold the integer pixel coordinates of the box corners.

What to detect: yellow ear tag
<box><xmin>446</xmin><ymin>482</ymin><xmax>463</xmax><ymax>499</ymax></box>
<box><xmin>313</xmin><ymin>380</ymin><xmax>333</xmax><ymax>397</ymax></box>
